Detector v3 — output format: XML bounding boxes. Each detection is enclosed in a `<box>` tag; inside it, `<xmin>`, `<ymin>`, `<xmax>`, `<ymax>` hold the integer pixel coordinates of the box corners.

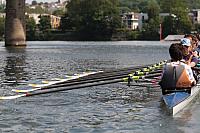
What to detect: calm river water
<box><xmin>0</xmin><ymin>41</ymin><xmax>199</xmax><ymax>133</ymax></box>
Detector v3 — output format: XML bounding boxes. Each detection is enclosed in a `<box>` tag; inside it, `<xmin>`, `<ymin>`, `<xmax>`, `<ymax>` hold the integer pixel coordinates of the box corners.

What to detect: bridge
<box><xmin>5</xmin><ymin>0</ymin><xmax>26</xmax><ymax>47</ymax></box>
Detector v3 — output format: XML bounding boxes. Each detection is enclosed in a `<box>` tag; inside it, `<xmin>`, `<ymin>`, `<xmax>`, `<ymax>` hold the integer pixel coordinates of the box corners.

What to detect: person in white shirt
<box><xmin>159</xmin><ymin>43</ymin><xmax>196</xmax><ymax>94</ymax></box>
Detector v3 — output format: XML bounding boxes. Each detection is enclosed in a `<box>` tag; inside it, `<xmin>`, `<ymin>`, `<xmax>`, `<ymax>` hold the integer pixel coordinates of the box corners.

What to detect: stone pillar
<box><xmin>5</xmin><ymin>0</ymin><xmax>26</xmax><ymax>46</ymax></box>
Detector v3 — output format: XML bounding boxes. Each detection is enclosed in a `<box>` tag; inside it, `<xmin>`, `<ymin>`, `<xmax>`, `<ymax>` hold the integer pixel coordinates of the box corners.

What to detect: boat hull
<box><xmin>162</xmin><ymin>85</ymin><xmax>200</xmax><ymax>116</ymax></box>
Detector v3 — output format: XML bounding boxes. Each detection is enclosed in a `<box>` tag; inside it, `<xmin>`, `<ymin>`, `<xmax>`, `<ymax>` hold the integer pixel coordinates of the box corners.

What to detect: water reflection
<box><xmin>3</xmin><ymin>47</ymin><xmax>28</xmax><ymax>86</ymax></box>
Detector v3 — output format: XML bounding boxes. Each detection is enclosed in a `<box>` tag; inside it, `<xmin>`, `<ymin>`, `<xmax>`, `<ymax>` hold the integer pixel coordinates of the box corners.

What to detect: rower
<box><xmin>159</xmin><ymin>43</ymin><xmax>196</xmax><ymax>94</ymax></box>
<box><xmin>195</xmin><ymin>34</ymin><xmax>200</xmax><ymax>54</ymax></box>
<box><xmin>181</xmin><ymin>37</ymin><xmax>199</xmax><ymax>67</ymax></box>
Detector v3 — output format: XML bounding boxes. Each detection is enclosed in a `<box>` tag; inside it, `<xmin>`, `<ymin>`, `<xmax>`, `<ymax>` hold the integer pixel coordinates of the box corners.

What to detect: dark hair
<box><xmin>169</xmin><ymin>43</ymin><xmax>183</xmax><ymax>61</ymax></box>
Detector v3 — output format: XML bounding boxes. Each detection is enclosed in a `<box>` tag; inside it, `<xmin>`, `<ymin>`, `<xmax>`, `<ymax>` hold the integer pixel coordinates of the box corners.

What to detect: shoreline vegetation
<box><xmin>32</xmin><ymin>30</ymin><xmax>144</xmax><ymax>41</ymax></box>
<box><xmin>24</xmin><ymin>0</ymin><xmax>200</xmax><ymax>41</ymax></box>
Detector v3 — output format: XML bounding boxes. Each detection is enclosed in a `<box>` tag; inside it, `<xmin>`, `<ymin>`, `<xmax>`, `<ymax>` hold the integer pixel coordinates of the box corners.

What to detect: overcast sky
<box><xmin>26</xmin><ymin>0</ymin><xmax>57</xmax><ymax>4</ymax></box>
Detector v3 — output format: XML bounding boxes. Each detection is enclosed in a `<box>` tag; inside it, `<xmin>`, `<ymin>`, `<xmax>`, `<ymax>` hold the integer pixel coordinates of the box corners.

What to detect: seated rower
<box><xmin>159</xmin><ymin>43</ymin><xmax>196</xmax><ymax>94</ymax></box>
<box><xmin>181</xmin><ymin>37</ymin><xmax>198</xmax><ymax>67</ymax></box>
<box><xmin>195</xmin><ymin>34</ymin><xmax>200</xmax><ymax>55</ymax></box>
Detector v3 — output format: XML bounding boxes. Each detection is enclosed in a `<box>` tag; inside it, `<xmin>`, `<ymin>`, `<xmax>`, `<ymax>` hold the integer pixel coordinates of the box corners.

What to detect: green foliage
<box><xmin>127</xmin><ymin>30</ymin><xmax>140</xmax><ymax>40</ymax></box>
<box><xmin>119</xmin><ymin>0</ymin><xmax>148</xmax><ymax>12</ymax></box>
<box><xmin>62</xmin><ymin>0</ymin><xmax>122</xmax><ymax>40</ymax></box>
<box><xmin>194</xmin><ymin>23</ymin><xmax>200</xmax><ymax>33</ymax></box>
<box><xmin>119</xmin><ymin>6</ymin><xmax>131</xmax><ymax>14</ymax></box>
<box><xmin>38</xmin><ymin>15</ymin><xmax>52</xmax><ymax>40</ymax></box>
<box><xmin>0</xmin><ymin>5</ymin><xmax>5</xmax><ymax>13</ymax></box>
<box><xmin>0</xmin><ymin>17</ymin><xmax>5</xmax><ymax>40</ymax></box>
<box><xmin>160</xmin><ymin>0</ymin><xmax>192</xmax><ymax>37</ymax></box>
<box><xmin>162</xmin><ymin>16</ymin><xmax>173</xmax><ymax>37</ymax></box>
<box><xmin>26</xmin><ymin>16</ymin><xmax>37</xmax><ymax>40</ymax></box>
<box><xmin>187</xmin><ymin>0</ymin><xmax>200</xmax><ymax>9</ymax></box>
<box><xmin>147</xmin><ymin>0</ymin><xmax>160</xmax><ymax>20</ymax></box>
<box><xmin>38</xmin><ymin>15</ymin><xmax>51</xmax><ymax>31</ymax></box>
<box><xmin>119</xmin><ymin>0</ymin><xmax>200</xmax><ymax>13</ymax></box>
<box><xmin>25</xmin><ymin>5</ymin><xmax>49</xmax><ymax>14</ymax></box>
<box><xmin>140</xmin><ymin>18</ymin><xmax>160</xmax><ymax>40</ymax></box>
<box><xmin>140</xmin><ymin>0</ymin><xmax>160</xmax><ymax>40</ymax></box>
<box><xmin>52</xmin><ymin>9</ymin><xmax>65</xmax><ymax>17</ymax></box>
<box><xmin>160</xmin><ymin>0</ymin><xmax>187</xmax><ymax>13</ymax></box>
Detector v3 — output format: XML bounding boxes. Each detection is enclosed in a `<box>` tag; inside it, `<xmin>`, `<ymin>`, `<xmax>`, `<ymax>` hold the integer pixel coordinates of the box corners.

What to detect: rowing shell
<box><xmin>12</xmin><ymin>71</ymin><xmax>102</xmax><ymax>93</ymax></box>
<box><xmin>162</xmin><ymin>84</ymin><xmax>200</xmax><ymax>116</ymax></box>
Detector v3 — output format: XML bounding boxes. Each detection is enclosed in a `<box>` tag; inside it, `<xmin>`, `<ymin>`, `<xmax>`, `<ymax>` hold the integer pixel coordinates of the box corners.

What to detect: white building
<box><xmin>121</xmin><ymin>12</ymin><xmax>139</xmax><ymax>30</ymax></box>
<box><xmin>191</xmin><ymin>9</ymin><xmax>200</xmax><ymax>24</ymax></box>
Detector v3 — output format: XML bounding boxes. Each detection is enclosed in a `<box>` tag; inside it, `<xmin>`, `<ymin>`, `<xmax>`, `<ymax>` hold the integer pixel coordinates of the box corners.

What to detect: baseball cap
<box><xmin>180</xmin><ymin>38</ymin><xmax>191</xmax><ymax>47</ymax></box>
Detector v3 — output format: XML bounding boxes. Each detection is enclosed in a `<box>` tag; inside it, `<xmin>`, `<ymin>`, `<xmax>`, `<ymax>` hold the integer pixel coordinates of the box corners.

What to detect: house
<box><xmin>27</xmin><ymin>13</ymin><xmax>61</xmax><ymax>29</ymax></box>
<box><xmin>191</xmin><ymin>9</ymin><xmax>200</xmax><ymax>24</ymax></box>
<box><xmin>50</xmin><ymin>15</ymin><xmax>61</xmax><ymax>29</ymax></box>
<box><xmin>121</xmin><ymin>12</ymin><xmax>139</xmax><ymax>30</ymax></box>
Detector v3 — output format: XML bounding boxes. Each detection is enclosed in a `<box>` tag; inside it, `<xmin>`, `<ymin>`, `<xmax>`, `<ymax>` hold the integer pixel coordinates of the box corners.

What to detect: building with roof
<box><xmin>121</xmin><ymin>12</ymin><xmax>139</xmax><ymax>30</ymax></box>
<box><xmin>27</xmin><ymin>13</ymin><xmax>61</xmax><ymax>29</ymax></box>
<box><xmin>191</xmin><ymin>9</ymin><xmax>200</xmax><ymax>24</ymax></box>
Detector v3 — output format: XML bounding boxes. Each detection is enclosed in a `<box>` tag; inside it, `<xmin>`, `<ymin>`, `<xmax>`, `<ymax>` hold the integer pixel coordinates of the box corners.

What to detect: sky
<box><xmin>26</xmin><ymin>0</ymin><xmax>57</xmax><ymax>4</ymax></box>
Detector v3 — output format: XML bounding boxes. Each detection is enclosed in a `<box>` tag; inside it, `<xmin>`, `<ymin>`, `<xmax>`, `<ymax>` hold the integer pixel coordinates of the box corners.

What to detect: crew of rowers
<box><xmin>160</xmin><ymin>34</ymin><xmax>200</xmax><ymax>94</ymax></box>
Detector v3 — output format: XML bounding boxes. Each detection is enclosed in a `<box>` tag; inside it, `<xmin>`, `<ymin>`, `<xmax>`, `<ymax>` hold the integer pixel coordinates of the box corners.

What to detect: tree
<box><xmin>140</xmin><ymin>0</ymin><xmax>160</xmax><ymax>40</ymax></box>
<box><xmin>38</xmin><ymin>15</ymin><xmax>51</xmax><ymax>31</ymax></box>
<box><xmin>0</xmin><ymin>17</ymin><xmax>5</xmax><ymax>40</ymax></box>
<box><xmin>26</xmin><ymin>16</ymin><xmax>37</xmax><ymax>40</ymax></box>
<box><xmin>159</xmin><ymin>0</ymin><xmax>187</xmax><ymax>13</ymax></box>
<box><xmin>25</xmin><ymin>5</ymin><xmax>49</xmax><ymax>14</ymax></box>
<box><xmin>32</xmin><ymin>0</ymin><xmax>37</xmax><ymax>6</ymax></box>
<box><xmin>61</xmin><ymin>0</ymin><xmax>122</xmax><ymax>40</ymax></box>
<box><xmin>147</xmin><ymin>0</ymin><xmax>160</xmax><ymax>21</ymax></box>
<box><xmin>38</xmin><ymin>15</ymin><xmax>52</xmax><ymax>40</ymax></box>
<box><xmin>52</xmin><ymin>9</ymin><xmax>65</xmax><ymax>17</ymax></box>
<box><xmin>0</xmin><ymin>5</ymin><xmax>5</xmax><ymax>13</ymax></box>
<box><xmin>186</xmin><ymin>0</ymin><xmax>200</xmax><ymax>9</ymax></box>
<box><xmin>160</xmin><ymin>0</ymin><xmax>192</xmax><ymax>36</ymax></box>
<box><xmin>119</xmin><ymin>0</ymin><xmax>149</xmax><ymax>12</ymax></box>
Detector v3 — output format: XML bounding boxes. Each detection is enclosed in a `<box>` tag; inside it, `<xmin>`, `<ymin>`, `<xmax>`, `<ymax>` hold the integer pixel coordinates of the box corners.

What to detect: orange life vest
<box><xmin>159</xmin><ymin>63</ymin><xmax>192</xmax><ymax>90</ymax></box>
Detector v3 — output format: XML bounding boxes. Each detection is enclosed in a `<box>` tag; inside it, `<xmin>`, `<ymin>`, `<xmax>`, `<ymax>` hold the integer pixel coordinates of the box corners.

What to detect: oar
<box><xmin>128</xmin><ymin>84</ymin><xmax>160</xmax><ymax>88</ymax></box>
<box><xmin>2</xmin><ymin>61</ymin><xmax>166</xmax><ymax>99</ymax></box>
<box><xmin>13</xmin><ymin>69</ymin><xmax>162</xmax><ymax>93</ymax></box>
<box><xmin>27</xmin><ymin>73</ymin><xmax>162</xmax><ymax>95</ymax></box>
<box><xmin>0</xmin><ymin>73</ymin><xmax>163</xmax><ymax>100</ymax></box>
<box><xmin>44</xmin><ymin>61</ymin><xmax>165</xmax><ymax>86</ymax></box>
<box><xmin>122</xmin><ymin>80</ymin><xmax>160</xmax><ymax>88</ymax></box>
<box><xmin>45</xmin><ymin>69</ymin><xmax>162</xmax><ymax>89</ymax></box>
<box><xmin>13</xmin><ymin>64</ymin><xmax>163</xmax><ymax>93</ymax></box>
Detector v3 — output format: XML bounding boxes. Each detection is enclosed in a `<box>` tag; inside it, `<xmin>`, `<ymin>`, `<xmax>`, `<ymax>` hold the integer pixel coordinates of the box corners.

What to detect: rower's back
<box><xmin>159</xmin><ymin>43</ymin><xmax>196</xmax><ymax>94</ymax></box>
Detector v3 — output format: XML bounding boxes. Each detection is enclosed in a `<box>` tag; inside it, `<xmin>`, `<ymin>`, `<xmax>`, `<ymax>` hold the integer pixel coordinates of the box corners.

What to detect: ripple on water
<box><xmin>0</xmin><ymin>41</ymin><xmax>192</xmax><ymax>132</ymax></box>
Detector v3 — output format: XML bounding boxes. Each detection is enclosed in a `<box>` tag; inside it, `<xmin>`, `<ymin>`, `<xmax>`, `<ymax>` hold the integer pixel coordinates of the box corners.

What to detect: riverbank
<box><xmin>26</xmin><ymin>30</ymin><xmax>161</xmax><ymax>41</ymax></box>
